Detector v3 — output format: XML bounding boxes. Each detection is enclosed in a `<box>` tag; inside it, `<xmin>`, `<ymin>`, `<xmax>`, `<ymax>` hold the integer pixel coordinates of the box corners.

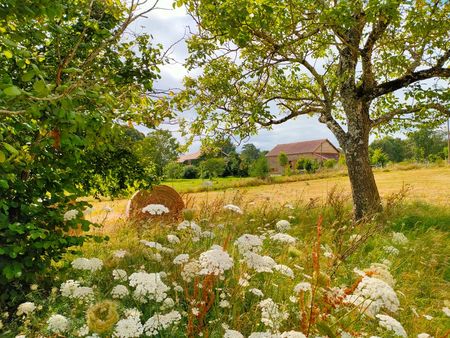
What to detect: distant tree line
<box><xmin>369</xmin><ymin>127</ymin><xmax>448</xmax><ymax>167</ymax></box>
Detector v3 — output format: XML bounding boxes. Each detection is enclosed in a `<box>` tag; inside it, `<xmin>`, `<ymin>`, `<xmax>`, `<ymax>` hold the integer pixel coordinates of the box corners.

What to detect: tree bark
<box><xmin>344</xmin><ymin>139</ymin><xmax>382</xmax><ymax>220</ymax></box>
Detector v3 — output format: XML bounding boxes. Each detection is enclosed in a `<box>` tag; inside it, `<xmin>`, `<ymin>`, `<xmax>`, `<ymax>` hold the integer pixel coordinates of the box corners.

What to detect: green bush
<box><xmin>199</xmin><ymin>158</ymin><xmax>226</xmax><ymax>178</ymax></box>
<box><xmin>183</xmin><ymin>165</ymin><xmax>199</xmax><ymax>179</ymax></box>
<box><xmin>164</xmin><ymin>162</ymin><xmax>185</xmax><ymax>179</ymax></box>
<box><xmin>249</xmin><ymin>156</ymin><xmax>269</xmax><ymax>179</ymax></box>
<box><xmin>324</xmin><ymin>159</ymin><xmax>337</xmax><ymax>169</ymax></box>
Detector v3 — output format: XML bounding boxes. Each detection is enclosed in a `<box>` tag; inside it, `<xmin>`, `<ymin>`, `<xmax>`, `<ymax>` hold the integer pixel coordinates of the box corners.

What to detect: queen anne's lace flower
<box><xmin>235</xmin><ymin>234</ymin><xmax>263</xmax><ymax>253</ymax></box>
<box><xmin>243</xmin><ymin>252</ymin><xmax>276</xmax><ymax>273</ymax></box>
<box><xmin>276</xmin><ymin>220</ymin><xmax>291</xmax><ymax>232</ymax></box>
<box><xmin>223</xmin><ymin>204</ymin><xmax>243</xmax><ymax>214</ymax></box>
<box><xmin>111</xmin><ymin>285</ymin><xmax>129</xmax><ymax>299</ymax></box>
<box><xmin>60</xmin><ymin>280</ymin><xmax>81</xmax><ymax>298</ymax></box>
<box><xmin>392</xmin><ymin>232</ymin><xmax>408</xmax><ymax>245</ymax></box>
<box><xmin>73</xmin><ymin>286</ymin><xmax>94</xmax><ymax>301</ymax></box>
<box><xmin>383</xmin><ymin>245</ymin><xmax>400</xmax><ymax>255</ymax></box>
<box><xmin>113</xmin><ymin>250</ymin><xmax>128</xmax><ymax>258</ymax></box>
<box><xmin>294</xmin><ymin>282</ymin><xmax>312</xmax><ymax>293</ymax></box>
<box><xmin>198</xmin><ymin>248</ymin><xmax>233</xmax><ymax>275</ymax></box>
<box><xmin>113</xmin><ymin>269</ymin><xmax>128</xmax><ymax>282</ymax></box>
<box><xmin>177</xmin><ymin>221</ymin><xmax>203</xmax><ymax>236</ymax></box>
<box><xmin>173</xmin><ymin>254</ymin><xmax>189</xmax><ymax>265</ymax></box>
<box><xmin>142</xmin><ymin>204</ymin><xmax>169</xmax><ymax>215</ymax></box>
<box><xmin>280</xmin><ymin>331</ymin><xmax>307</xmax><ymax>338</ymax></box>
<box><xmin>376</xmin><ymin>314</ymin><xmax>407</xmax><ymax>337</ymax></box>
<box><xmin>274</xmin><ymin>264</ymin><xmax>295</xmax><ymax>278</ymax></box>
<box><xmin>345</xmin><ymin>276</ymin><xmax>399</xmax><ymax>317</ymax></box>
<box><xmin>47</xmin><ymin>314</ymin><xmax>70</xmax><ymax>334</ymax></box>
<box><xmin>63</xmin><ymin>209</ymin><xmax>79</xmax><ymax>221</ymax></box>
<box><xmin>16</xmin><ymin>302</ymin><xmax>36</xmax><ymax>316</ymax></box>
<box><xmin>128</xmin><ymin>272</ymin><xmax>169</xmax><ymax>303</ymax></box>
<box><xmin>443</xmin><ymin>306</ymin><xmax>450</xmax><ymax>317</ymax></box>
<box><xmin>224</xmin><ymin>329</ymin><xmax>244</xmax><ymax>338</ymax></box>
<box><xmin>113</xmin><ymin>315</ymin><xmax>143</xmax><ymax>338</ymax></box>
<box><xmin>270</xmin><ymin>233</ymin><xmax>296</xmax><ymax>244</ymax></box>
<box><xmin>181</xmin><ymin>260</ymin><xmax>201</xmax><ymax>282</ymax></box>
<box><xmin>143</xmin><ymin>310</ymin><xmax>181</xmax><ymax>336</ymax></box>
<box><xmin>71</xmin><ymin>257</ymin><xmax>103</xmax><ymax>272</ymax></box>
<box><xmin>258</xmin><ymin>298</ymin><xmax>288</xmax><ymax>330</ymax></box>
<box><xmin>364</xmin><ymin>263</ymin><xmax>395</xmax><ymax>287</ymax></box>
<box><xmin>167</xmin><ymin>234</ymin><xmax>180</xmax><ymax>244</ymax></box>
<box><xmin>417</xmin><ymin>334</ymin><xmax>433</xmax><ymax>338</ymax></box>
<box><xmin>249</xmin><ymin>288</ymin><xmax>264</xmax><ymax>297</ymax></box>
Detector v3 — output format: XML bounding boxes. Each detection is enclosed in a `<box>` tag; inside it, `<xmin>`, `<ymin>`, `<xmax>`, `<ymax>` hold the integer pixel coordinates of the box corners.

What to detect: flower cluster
<box><xmin>235</xmin><ymin>234</ymin><xmax>263</xmax><ymax>253</ymax></box>
<box><xmin>198</xmin><ymin>248</ymin><xmax>234</xmax><ymax>275</ymax></box>
<box><xmin>71</xmin><ymin>257</ymin><xmax>103</xmax><ymax>272</ymax></box>
<box><xmin>142</xmin><ymin>204</ymin><xmax>169</xmax><ymax>215</ymax></box>
<box><xmin>143</xmin><ymin>310</ymin><xmax>181</xmax><ymax>336</ymax></box>
<box><xmin>128</xmin><ymin>272</ymin><xmax>169</xmax><ymax>303</ymax></box>
<box><xmin>258</xmin><ymin>298</ymin><xmax>289</xmax><ymax>330</ymax></box>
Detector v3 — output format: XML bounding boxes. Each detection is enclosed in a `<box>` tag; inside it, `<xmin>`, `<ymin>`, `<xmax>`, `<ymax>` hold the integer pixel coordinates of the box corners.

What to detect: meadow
<box><xmin>5</xmin><ymin>167</ymin><xmax>450</xmax><ymax>337</ymax></box>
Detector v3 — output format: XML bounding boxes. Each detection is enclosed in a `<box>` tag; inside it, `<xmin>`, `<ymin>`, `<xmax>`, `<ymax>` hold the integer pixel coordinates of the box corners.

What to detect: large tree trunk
<box><xmin>344</xmin><ymin>139</ymin><xmax>382</xmax><ymax>220</ymax></box>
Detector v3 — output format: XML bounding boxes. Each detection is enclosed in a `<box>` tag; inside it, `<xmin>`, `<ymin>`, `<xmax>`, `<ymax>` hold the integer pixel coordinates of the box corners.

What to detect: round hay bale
<box><xmin>126</xmin><ymin>185</ymin><xmax>184</xmax><ymax>222</ymax></box>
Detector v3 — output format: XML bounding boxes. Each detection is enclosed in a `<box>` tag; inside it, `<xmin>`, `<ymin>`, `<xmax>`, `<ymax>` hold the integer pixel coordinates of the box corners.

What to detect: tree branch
<box><xmin>370</xmin><ymin>102</ymin><xmax>449</xmax><ymax>127</ymax></box>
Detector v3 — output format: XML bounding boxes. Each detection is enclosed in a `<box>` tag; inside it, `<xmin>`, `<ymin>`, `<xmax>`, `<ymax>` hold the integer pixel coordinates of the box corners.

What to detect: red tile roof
<box><xmin>266</xmin><ymin>139</ymin><xmax>338</xmax><ymax>157</ymax></box>
<box><xmin>177</xmin><ymin>151</ymin><xmax>201</xmax><ymax>163</ymax></box>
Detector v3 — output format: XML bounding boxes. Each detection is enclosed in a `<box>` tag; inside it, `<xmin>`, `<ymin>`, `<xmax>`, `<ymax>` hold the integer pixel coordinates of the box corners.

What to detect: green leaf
<box><xmin>33</xmin><ymin>79</ymin><xmax>50</xmax><ymax>96</ymax></box>
<box><xmin>3</xmin><ymin>143</ymin><xmax>18</xmax><ymax>155</ymax></box>
<box><xmin>0</xmin><ymin>180</ymin><xmax>8</xmax><ymax>189</ymax></box>
<box><xmin>0</xmin><ymin>150</ymin><xmax>5</xmax><ymax>163</ymax></box>
<box><xmin>3</xmin><ymin>85</ymin><xmax>21</xmax><ymax>96</ymax></box>
<box><xmin>3</xmin><ymin>50</ymin><xmax>13</xmax><ymax>59</ymax></box>
<box><xmin>21</xmin><ymin>70</ymin><xmax>35</xmax><ymax>82</ymax></box>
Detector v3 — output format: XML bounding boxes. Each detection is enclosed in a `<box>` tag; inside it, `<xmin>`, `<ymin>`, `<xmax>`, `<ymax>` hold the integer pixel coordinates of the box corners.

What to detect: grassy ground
<box><xmin>86</xmin><ymin>167</ymin><xmax>450</xmax><ymax>228</ymax></box>
<box><xmin>6</xmin><ymin>197</ymin><xmax>450</xmax><ymax>337</ymax></box>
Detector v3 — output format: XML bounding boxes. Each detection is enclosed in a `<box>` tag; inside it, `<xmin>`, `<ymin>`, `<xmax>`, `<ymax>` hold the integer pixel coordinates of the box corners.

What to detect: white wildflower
<box><xmin>364</xmin><ymin>263</ymin><xmax>395</xmax><ymax>287</ymax></box>
<box><xmin>128</xmin><ymin>272</ymin><xmax>169</xmax><ymax>303</ymax></box>
<box><xmin>113</xmin><ymin>250</ymin><xmax>128</xmax><ymax>258</ymax></box>
<box><xmin>294</xmin><ymin>282</ymin><xmax>312</xmax><ymax>293</ymax></box>
<box><xmin>243</xmin><ymin>252</ymin><xmax>276</xmax><ymax>273</ymax></box>
<box><xmin>224</xmin><ymin>329</ymin><xmax>244</xmax><ymax>338</ymax></box>
<box><xmin>198</xmin><ymin>248</ymin><xmax>233</xmax><ymax>275</ymax></box>
<box><xmin>417</xmin><ymin>334</ymin><xmax>433</xmax><ymax>338</ymax></box>
<box><xmin>30</xmin><ymin>284</ymin><xmax>38</xmax><ymax>291</ymax></box>
<box><xmin>392</xmin><ymin>232</ymin><xmax>408</xmax><ymax>245</ymax></box>
<box><xmin>258</xmin><ymin>298</ymin><xmax>288</xmax><ymax>330</ymax></box>
<box><xmin>276</xmin><ymin>220</ymin><xmax>291</xmax><ymax>232</ymax></box>
<box><xmin>235</xmin><ymin>234</ymin><xmax>263</xmax><ymax>253</ymax></box>
<box><xmin>181</xmin><ymin>260</ymin><xmax>201</xmax><ymax>282</ymax></box>
<box><xmin>201</xmin><ymin>230</ymin><xmax>215</xmax><ymax>239</ymax></box>
<box><xmin>47</xmin><ymin>314</ymin><xmax>70</xmax><ymax>334</ymax></box>
<box><xmin>162</xmin><ymin>297</ymin><xmax>175</xmax><ymax>310</ymax></box>
<box><xmin>223</xmin><ymin>204</ymin><xmax>243</xmax><ymax>214</ymax></box>
<box><xmin>123</xmin><ymin>308</ymin><xmax>142</xmax><ymax>319</ymax></box>
<box><xmin>72</xmin><ymin>286</ymin><xmax>94</xmax><ymax>301</ymax></box>
<box><xmin>349</xmin><ymin>234</ymin><xmax>362</xmax><ymax>243</ymax></box>
<box><xmin>249</xmin><ymin>288</ymin><xmax>264</xmax><ymax>297</ymax></box>
<box><xmin>111</xmin><ymin>285</ymin><xmax>129</xmax><ymax>299</ymax></box>
<box><xmin>113</xmin><ymin>269</ymin><xmax>128</xmax><ymax>282</ymax></box>
<box><xmin>142</xmin><ymin>204</ymin><xmax>169</xmax><ymax>215</ymax></box>
<box><xmin>167</xmin><ymin>234</ymin><xmax>180</xmax><ymax>244</ymax></box>
<box><xmin>274</xmin><ymin>264</ymin><xmax>295</xmax><ymax>278</ymax></box>
<box><xmin>376</xmin><ymin>314</ymin><xmax>407</xmax><ymax>337</ymax></box>
<box><xmin>383</xmin><ymin>245</ymin><xmax>400</xmax><ymax>255</ymax></box>
<box><xmin>270</xmin><ymin>233</ymin><xmax>296</xmax><ymax>244</ymax></box>
<box><xmin>16</xmin><ymin>302</ymin><xmax>36</xmax><ymax>316</ymax></box>
<box><xmin>280</xmin><ymin>331</ymin><xmax>307</xmax><ymax>338</ymax></box>
<box><xmin>345</xmin><ymin>276</ymin><xmax>399</xmax><ymax>317</ymax></box>
<box><xmin>443</xmin><ymin>306</ymin><xmax>450</xmax><ymax>317</ymax></box>
<box><xmin>60</xmin><ymin>280</ymin><xmax>81</xmax><ymax>298</ymax></box>
<box><xmin>423</xmin><ymin>314</ymin><xmax>433</xmax><ymax>320</ymax></box>
<box><xmin>177</xmin><ymin>221</ymin><xmax>203</xmax><ymax>236</ymax></box>
<box><xmin>71</xmin><ymin>257</ymin><xmax>103</xmax><ymax>272</ymax></box>
<box><xmin>113</xmin><ymin>316</ymin><xmax>143</xmax><ymax>338</ymax></box>
<box><xmin>219</xmin><ymin>300</ymin><xmax>231</xmax><ymax>308</ymax></box>
<box><xmin>63</xmin><ymin>209</ymin><xmax>79</xmax><ymax>221</ymax></box>
<box><xmin>143</xmin><ymin>310</ymin><xmax>181</xmax><ymax>336</ymax></box>
<box><xmin>173</xmin><ymin>254</ymin><xmax>190</xmax><ymax>265</ymax></box>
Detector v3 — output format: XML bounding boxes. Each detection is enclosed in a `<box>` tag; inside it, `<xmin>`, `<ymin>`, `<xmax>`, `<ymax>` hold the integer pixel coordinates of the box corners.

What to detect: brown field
<box><xmin>87</xmin><ymin>166</ymin><xmax>450</xmax><ymax>225</ymax></box>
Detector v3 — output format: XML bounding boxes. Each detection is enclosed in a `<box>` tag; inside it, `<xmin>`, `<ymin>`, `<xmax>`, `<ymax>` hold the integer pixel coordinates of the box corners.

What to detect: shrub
<box><xmin>324</xmin><ymin>159</ymin><xmax>337</xmax><ymax>169</ymax></box>
<box><xmin>183</xmin><ymin>165</ymin><xmax>199</xmax><ymax>179</ymax></box>
<box><xmin>249</xmin><ymin>156</ymin><xmax>269</xmax><ymax>179</ymax></box>
<box><xmin>164</xmin><ymin>162</ymin><xmax>185</xmax><ymax>179</ymax></box>
<box><xmin>199</xmin><ymin>158</ymin><xmax>226</xmax><ymax>179</ymax></box>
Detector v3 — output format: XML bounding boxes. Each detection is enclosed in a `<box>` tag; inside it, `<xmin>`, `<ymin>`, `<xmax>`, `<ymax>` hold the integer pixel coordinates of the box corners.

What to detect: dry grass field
<box><xmin>87</xmin><ymin>166</ymin><xmax>450</xmax><ymax>226</ymax></box>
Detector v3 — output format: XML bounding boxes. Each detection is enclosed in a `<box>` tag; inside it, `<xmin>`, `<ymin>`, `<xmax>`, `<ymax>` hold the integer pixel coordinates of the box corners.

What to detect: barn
<box><xmin>266</xmin><ymin>139</ymin><xmax>340</xmax><ymax>174</ymax></box>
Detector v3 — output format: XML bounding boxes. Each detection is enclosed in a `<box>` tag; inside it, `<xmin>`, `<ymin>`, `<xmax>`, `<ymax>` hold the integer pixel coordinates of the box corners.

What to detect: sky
<box><xmin>128</xmin><ymin>0</ymin><xmax>340</xmax><ymax>153</ymax></box>
<box><xmin>130</xmin><ymin>0</ymin><xmax>447</xmax><ymax>154</ymax></box>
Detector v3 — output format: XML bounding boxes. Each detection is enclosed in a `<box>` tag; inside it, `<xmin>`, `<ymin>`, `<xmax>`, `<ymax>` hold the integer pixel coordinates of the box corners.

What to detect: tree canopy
<box><xmin>176</xmin><ymin>0</ymin><xmax>450</xmax><ymax>218</ymax></box>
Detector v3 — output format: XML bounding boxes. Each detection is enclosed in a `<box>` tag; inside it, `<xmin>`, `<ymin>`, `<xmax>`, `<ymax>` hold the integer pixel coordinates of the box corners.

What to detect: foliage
<box><xmin>371</xmin><ymin>149</ymin><xmax>389</xmax><ymax>167</ymax></box>
<box><xmin>164</xmin><ymin>161</ymin><xmax>185</xmax><ymax>179</ymax></box>
<box><xmin>199</xmin><ymin>158</ymin><xmax>226</xmax><ymax>179</ymax></box>
<box><xmin>249</xmin><ymin>155</ymin><xmax>269</xmax><ymax>179</ymax></box>
<box><xmin>277</xmin><ymin>152</ymin><xmax>289</xmax><ymax>169</ymax></box>
<box><xmin>183</xmin><ymin>165</ymin><xmax>199</xmax><ymax>179</ymax></box>
<box><xmin>296</xmin><ymin>158</ymin><xmax>319</xmax><ymax>173</ymax></box>
<box><xmin>370</xmin><ymin>136</ymin><xmax>410</xmax><ymax>163</ymax></box>
<box><xmin>407</xmin><ymin>127</ymin><xmax>447</xmax><ymax>162</ymax></box>
<box><xmin>133</xmin><ymin>130</ymin><xmax>180</xmax><ymax>176</ymax></box>
<box><xmin>175</xmin><ymin>0</ymin><xmax>450</xmax><ymax>218</ymax></box>
<box><xmin>0</xmin><ymin>0</ymin><xmax>167</xmax><ymax>304</ymax></box>
<box><xmin>323</xmin><ymin>159</ymin><xmax>337</xmax><ymax>169</ymax></box>
<box><xmin>4</xmin><ymin>199</ymin><xmax>450</xmax><ymax>336</ymax></box>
